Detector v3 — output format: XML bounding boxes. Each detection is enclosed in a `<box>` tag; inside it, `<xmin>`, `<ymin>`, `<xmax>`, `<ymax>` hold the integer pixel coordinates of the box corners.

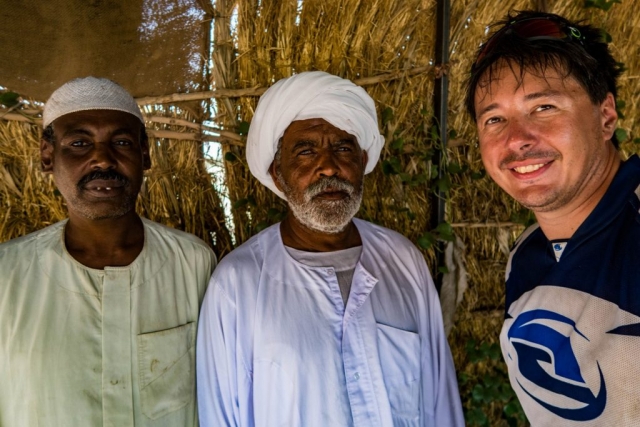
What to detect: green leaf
<box><xmin>435</xmin><ymin>221</ymin><xmax>455</xmax><ymax>241</ymax></box>
<box><xmin>584</xmin><ymin>0</ymin><xmax>621</xmax><ymax>11</ymax></box>
<box><xmin>254</xmin><ymin>221</ymin><xmax>268</xmax><ymax>233</ymax></box>
<box><xmin>382</xmin><ymin>157</ymin><xmax>402</xmax><ymax>175</ymax></box>
<box><xmin>447</xmin><ymin>162</ymin><xmax>464</xmax><ymax>174</ymax></box>
<box><xmin>471</xmin><ymin>384</ymin><xmax>486</xmax><ymax>401</ymax></box>
<box><xmin>429</xmin><ymin>125</ymin><xmax>439</xmax><ymax>142</ymax></box>
<box><xmin>633</xmin><ymin>138</ymin><xmax>640</xmax><ymax>145</ymax></box>
<box><xmin>237</xmin><ymin>121</ymin><xmax>250</xmax><ymax>136</ymax></box>
<box><xmin>615</xmin><ymin>128</ymin><xmax>628</xmax><ymax>143</ymax></box>
<box><xmin>470</xmin><ymin>170</ymin><xmax>485</xmax><ymax>180</ymax></box>
<box><xmin>435</xmin><ymin>175</ymin><xmax>452</xmax><ymax>193</ymax></box>
<box><xmin>389</xmin><ymin>138</ymin><xmax>404</xmax><ymax>152</ymax></box>
<box><xmin>616</xmin><ymin>99</ymin><xmax>626</xmax><ymax>119</ymax></box>
<box><xmin>411</xmin><ymin>173</ymin><xmax>428</xmax><ymax>186</ymax></box>
<box><xmin>399</xmin><ymin>172</ymin><xmax>412</xmax><ymax>183</ymax></box>
<box><xmin>224</xmin><ymin>152</ymin><xmax>237</xmax><ymax>162</ymax></box>
<box><xmin>600</xmin><ymin>29</ymin><xmax>613</xmax><ymax>43</ymax></box>
<box><xmin>381</xmin><ymin>107</ymin><xmax>394</xmax><ymax>125</ymax></box>
<box><xmin>422</xmin><ymin>148</ymin><xmax>435</xmax><ymax>162</ymax></box>
<box><xmin>438</xmin><ymin>266</ymin><xmax>449</xmax><ymax>274</ymax></box>
<box><xmin>448</xmin><ymin>129</ymin><xmax>458</xmax><ymax>139</ymax></box>
<box><xmin>0</xmin><ymin>92</ymin><xmax>20</xmax><ymax>108</ymax></box>
<box><xmin>267</xmin><ymin>208</ymin><xmax>285</xmax><ymax>221</ymax></box>
<box><xmin>232</xmin><ymin>198</ymin><xmax>249</xmax><ymax>210</ymax></box>
<box><xmin>465</xmin><ymin>407</ymin><xmax>488</xmax><ymax>426</ymax></box>
<box><xmin>417</xmin><ymin>233</ymin><xmax>436</xmax><ymax>250</ymax></box>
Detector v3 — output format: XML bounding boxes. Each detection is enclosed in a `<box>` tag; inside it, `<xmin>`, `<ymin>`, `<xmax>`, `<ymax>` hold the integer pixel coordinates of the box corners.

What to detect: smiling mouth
<box><xmin>512</xmin><ymin>163</ymin><xmax>547</xmax><ymax>174</ymax></box>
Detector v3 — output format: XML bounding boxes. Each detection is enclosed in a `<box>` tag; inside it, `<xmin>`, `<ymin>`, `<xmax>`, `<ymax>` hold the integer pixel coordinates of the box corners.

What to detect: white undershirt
<box><xmin>285</xmin><ymin>246</ymin><xmax>362</xmax><ymax>303</ymax></box>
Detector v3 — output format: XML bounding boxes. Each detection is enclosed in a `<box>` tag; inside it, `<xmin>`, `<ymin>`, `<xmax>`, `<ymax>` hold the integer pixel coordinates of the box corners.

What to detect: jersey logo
<box><xmin>507</xmin><ymin>309</ymin><xmax>606</xmax><ymax>421</ymax></box>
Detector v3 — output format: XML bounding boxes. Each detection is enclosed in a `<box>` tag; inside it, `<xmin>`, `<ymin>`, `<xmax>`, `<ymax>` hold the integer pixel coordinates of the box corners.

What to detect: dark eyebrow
<box><xmin>61</xmin><ymin>127</ymin><xmax>137</xmax><ymax>139</ymax></box>
<box><xmin>61</xmin><ymin>128</ymin><xmax>93</xmax><ymax>139</ymax></box>
<box><xmin>476</xmin><ymin>103</ymin><xmax>499</xmax><ymax>121</ymax></box>
<box><xmin>292</xmin><ymin>140</ymin><xmax>316</xmax><ymax>151</ymax></box>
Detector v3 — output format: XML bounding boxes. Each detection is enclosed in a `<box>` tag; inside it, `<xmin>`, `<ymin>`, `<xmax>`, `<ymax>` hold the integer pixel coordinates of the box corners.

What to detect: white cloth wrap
<box><xmin>43</xmin><ymin>77</ymin><xmax>144</xmax><ymax>127</ymax></box>
<box><xmin>246</xmin><ymin>71</ymin><xmax>385</xmax><ymax>199</ymax></box>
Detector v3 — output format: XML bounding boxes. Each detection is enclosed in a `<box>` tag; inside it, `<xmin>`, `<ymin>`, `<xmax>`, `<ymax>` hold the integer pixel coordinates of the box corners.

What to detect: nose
<box><xmin>90</xmin><ymin>142</ymin><xmax>117</xmax><ymax>170</ymax></box>
<box><xmin>316</xmin><ymin>148</ymin><xmax>340</xmax><ymax>177</ymax></box>
<box><xmin>505</xmin><ymin>118</ymin><xmax>535</xmax><ymax>150</ymax></box>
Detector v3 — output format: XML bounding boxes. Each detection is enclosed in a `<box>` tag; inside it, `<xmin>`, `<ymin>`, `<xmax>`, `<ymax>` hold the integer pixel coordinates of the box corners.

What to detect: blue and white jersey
<box><xmin>500</xmin><ymin>155</ymin><xmax>640</xmax><ymax>426</ymax></box>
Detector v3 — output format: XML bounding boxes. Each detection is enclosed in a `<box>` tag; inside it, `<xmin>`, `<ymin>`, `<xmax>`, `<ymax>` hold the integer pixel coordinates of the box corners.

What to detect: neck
<box><xmin>536</xmin><ymin>149</ymin><xmax>621</xmax><ymax>241</ymax></box>
<box><xmin>64</xmin><ymin>210</ymin><xmax>145</xmax><ymax>269</ymax></box>
<box><xmin>280</xmin><ymin>214</ymin><xmax>362</xmax><ymax>252</ymax></box>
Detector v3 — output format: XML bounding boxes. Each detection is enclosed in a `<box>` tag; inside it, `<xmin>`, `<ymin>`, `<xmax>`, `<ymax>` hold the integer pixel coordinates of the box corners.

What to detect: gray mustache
<box><xmin>305</xmin><ymin>176</ymin><xmax>354</xmax><ymax>200</ymax></box>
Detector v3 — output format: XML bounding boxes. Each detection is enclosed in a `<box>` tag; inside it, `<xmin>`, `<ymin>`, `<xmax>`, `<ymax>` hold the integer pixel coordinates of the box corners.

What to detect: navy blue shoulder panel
<box><xmin>506</xmin><ymin>155</ymin><xmax>640</xmax><ymax>315</ymax></box>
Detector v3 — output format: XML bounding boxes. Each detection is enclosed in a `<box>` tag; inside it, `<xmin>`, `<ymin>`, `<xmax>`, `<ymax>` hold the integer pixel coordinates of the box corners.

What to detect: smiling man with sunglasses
<box><xmin>466</xmin><ymin>10</ymin><xmax>640</xmax><ymax>426</ymax></box>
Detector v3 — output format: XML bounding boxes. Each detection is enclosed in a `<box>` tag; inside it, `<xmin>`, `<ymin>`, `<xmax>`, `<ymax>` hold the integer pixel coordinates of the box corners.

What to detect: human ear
<box><xmin>268</xmin><ymin>160</ymin><xmax>284</xmax><ymax>192</ymax></box>
<box><xmin>600</xmin><ymin>93</ymin><xmax>618</xmax><ymax>142</ymax></box>
<box><xmin>40</xmin><ymin>139</ymin><xmax>54</xmax><ymax>173</ymax></box>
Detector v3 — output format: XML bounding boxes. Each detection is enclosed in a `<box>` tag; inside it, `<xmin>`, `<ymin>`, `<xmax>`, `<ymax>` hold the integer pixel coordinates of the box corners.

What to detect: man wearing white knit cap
<box><xmin>0</xmin><ymin>77</ymin><xmax>216</xmax><ymax>427</ymax></box>
<box><xmin>197</xmin><ymin>71</ymin><xmax>463</xmax><ymax>427</ymax></box>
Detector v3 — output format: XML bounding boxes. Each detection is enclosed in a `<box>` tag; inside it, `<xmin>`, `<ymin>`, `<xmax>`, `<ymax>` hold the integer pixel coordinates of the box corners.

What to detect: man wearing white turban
<box><xmin>0</xmin><ymin>77</ymin><xmax>216</xmax><ymax>427</ymax></box>
<box><xmin>197</xmin><ymin>71</ymin><xmax>463</xmax><ymax>427</ymax></box>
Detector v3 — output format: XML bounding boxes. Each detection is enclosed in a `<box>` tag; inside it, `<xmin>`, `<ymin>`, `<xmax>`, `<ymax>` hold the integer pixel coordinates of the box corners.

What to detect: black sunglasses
<box><xmin>475</xmin><ymin>17</ymin><xmax>586</xmax><ymax>66</ymax></box>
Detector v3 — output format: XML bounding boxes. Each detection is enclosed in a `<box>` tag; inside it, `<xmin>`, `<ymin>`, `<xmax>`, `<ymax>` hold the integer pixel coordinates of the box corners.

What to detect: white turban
<box><xmin>246</xmin><ymin>71</ymin><xmax>385</xmax><ymax>199</ymax></box>
<box><xmin>43</xmin><ymin>77</ymin><xmax>144</xmax><ymax>127</ymax></box>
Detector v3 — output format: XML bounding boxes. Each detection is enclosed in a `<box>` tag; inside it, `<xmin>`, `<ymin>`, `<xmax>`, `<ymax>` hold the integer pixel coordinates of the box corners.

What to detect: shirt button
<box><xmin>353</xmin><ymin>372</ymin><xmax>360</xmax><ymax>380</ymax></box>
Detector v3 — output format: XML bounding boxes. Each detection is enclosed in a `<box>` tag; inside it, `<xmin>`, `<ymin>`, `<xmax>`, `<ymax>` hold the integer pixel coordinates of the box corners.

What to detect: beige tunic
<box><xmin>0</xmin><ymin>218</ymin><xmax>216</xmax><ymax>427</ymax></box>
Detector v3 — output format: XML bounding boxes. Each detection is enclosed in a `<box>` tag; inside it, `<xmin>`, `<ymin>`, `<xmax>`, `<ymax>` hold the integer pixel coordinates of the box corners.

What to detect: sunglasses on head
<box><xmin>474</xmin><ymin>17</ymin><xmax>586</xmax><ymax>66</ymax></box>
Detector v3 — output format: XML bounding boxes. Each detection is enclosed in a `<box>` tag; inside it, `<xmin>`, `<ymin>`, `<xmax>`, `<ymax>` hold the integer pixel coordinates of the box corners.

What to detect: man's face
<box><xmin>41</xmin><ymin>109</ymin><xmax>150</xmax><ymax>220</ymax></box>
<box><xmin>474</xmin><ymin>64</ymin><xmax>617</xmax><ymax>213</ymax></box>
<box><xmin>269</xmin><ymin>118</ymin><xmax>368</xmax><ymax>234</ymax></box>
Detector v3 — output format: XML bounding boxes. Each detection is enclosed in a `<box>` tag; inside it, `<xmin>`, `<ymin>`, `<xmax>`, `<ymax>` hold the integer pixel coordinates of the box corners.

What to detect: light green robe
<box><xmin>0</xmin><ymin>218</ymin><xmax>216</xmax><ymax>427</ymax></box>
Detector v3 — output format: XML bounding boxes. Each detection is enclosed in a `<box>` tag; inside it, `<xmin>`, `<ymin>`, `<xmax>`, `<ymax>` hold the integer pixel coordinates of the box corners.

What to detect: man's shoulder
<box><xmin>214</xmin><ymin>225</ymin><xmax>273</xmax><ymax>274</ymax></box>
<box><xmin>0</xmin><ymin>221</ymin><xmax>65</xmax><ymax>260</ymax></box>
<box><xmin>354</xmin><ymin>218</ymin><xmax>420</xmax><ymax>252</ymax></box>
<box><xmin>142</xmin><ymin>218</ymin><xmax>215</xmax><ymax>258</ymax></box>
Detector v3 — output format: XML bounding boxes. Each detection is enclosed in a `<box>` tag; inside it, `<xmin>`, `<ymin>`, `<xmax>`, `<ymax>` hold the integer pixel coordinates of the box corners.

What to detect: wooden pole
<box><xmin>430</xmin><ymin>0</ymin><xmax>451</xmax><ymax>292</ymax></box>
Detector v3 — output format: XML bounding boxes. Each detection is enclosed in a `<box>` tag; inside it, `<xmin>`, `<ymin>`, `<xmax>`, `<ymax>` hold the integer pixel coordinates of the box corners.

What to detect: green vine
<box><xmin>461</xmin><ymin>340</ymin><xmax>527</xmax><ymax>426</ymax></box>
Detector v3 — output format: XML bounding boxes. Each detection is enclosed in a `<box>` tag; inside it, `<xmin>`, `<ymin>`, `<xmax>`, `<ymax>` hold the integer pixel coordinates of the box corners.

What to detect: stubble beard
<box><xmin>67</xmin><ymin>188</ymin><xmax>138</xmax><ymax>220</ymax></box>
<box><xmin>278</xmin><ymin>171</ymin><xmax>363</xmax><ymax>234</ymax></box>
<box><xmin>66</xmin><ymin>170</ymin><xmax>139</xmax><ymax>220</ymax></box>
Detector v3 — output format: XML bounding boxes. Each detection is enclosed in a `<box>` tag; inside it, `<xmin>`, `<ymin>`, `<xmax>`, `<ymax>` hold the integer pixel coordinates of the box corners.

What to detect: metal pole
<box><xmin>430</xmin><ymin>0</ymin><xmax>450</xmax><ymax>292</ymax></box>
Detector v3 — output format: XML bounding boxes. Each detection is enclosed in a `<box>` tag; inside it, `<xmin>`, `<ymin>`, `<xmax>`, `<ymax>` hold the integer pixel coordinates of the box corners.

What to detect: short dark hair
<box><xmin>465</xmin><ymin>11</ymin><xmax>622</xmax><ymax>145</ymax></box>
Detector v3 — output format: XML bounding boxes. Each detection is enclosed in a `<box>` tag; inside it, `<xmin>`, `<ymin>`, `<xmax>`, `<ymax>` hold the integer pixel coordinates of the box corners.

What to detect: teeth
<box><xmin>514</xmin><ymin>163</ymin><xmax>545</xmax><ymax>174</ymax></box>
<box><xmin>106</xmin><ymin>187</ymin><xmax>111</xmax><ymax>190</ymax></box>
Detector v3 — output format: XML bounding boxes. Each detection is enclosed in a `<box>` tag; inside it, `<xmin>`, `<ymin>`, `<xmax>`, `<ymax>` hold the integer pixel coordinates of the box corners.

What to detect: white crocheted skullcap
<box><xmin>246</xmin><ymin>71</ymin><xmax>385</xmax><ymax>199</ymax></box>
<box><xmin>43</xmin><ymin>77</ymin><xmax>144</xmax><ymax>127</ymax></box>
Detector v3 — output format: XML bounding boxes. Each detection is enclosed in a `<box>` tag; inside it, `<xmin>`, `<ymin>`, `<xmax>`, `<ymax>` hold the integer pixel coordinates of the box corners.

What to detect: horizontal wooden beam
<box><xmin>135</xmin><ymin>65</ymin><xmax>433</xmax><ymax>106</ymax></box>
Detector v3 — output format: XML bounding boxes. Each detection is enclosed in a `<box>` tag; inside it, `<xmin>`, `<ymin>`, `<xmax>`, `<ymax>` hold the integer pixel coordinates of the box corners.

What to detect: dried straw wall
<box><xmin>1</xmin><ymin>0</ymin><xmax>639</xmax><ymax>424</ymax></box>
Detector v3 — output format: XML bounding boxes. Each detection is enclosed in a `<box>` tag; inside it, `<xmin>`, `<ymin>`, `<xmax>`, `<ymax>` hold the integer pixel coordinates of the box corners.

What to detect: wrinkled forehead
<box><xmin>283</xmin><ymin>117</ymin><xmax>353</xmax><ymax>137</ymax></box>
